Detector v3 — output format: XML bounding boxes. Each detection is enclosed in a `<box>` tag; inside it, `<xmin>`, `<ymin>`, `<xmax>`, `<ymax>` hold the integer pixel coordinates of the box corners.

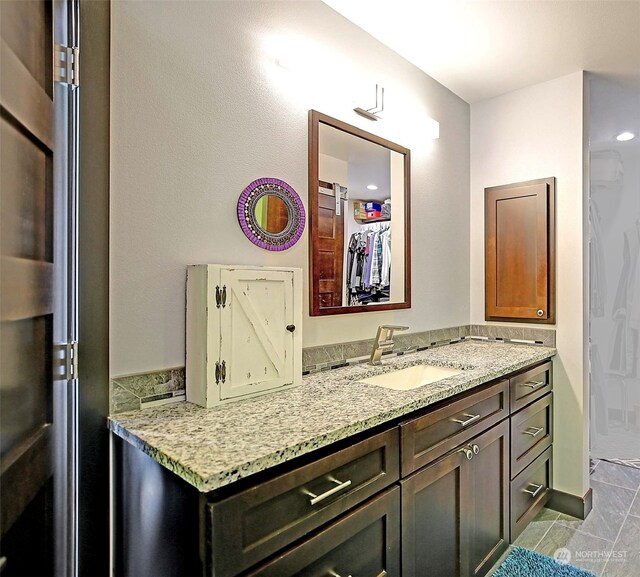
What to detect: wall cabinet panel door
<box><xmin>485</xmin><ymin>178</ymin><xmax>555</xmax><ymax>323</ymax></box>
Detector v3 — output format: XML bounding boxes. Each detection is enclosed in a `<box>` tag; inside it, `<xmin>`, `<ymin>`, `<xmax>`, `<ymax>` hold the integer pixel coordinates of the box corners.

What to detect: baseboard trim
<box><xmin>548</xmin><ymin>488</ymin><xmax>593</xmax><ymax>520</ymax></box>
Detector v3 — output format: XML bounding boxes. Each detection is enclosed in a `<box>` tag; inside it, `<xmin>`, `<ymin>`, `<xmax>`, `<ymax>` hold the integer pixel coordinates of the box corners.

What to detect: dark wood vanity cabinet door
<box><xmin>401</xmin><ymin>446</ymin><xmax>469</xmax><ymax>577</ymax></box>
<box><xmin>485</xmin><ymin>178</ymin><xmax>555</xmax><ymax>323</ymax></box>
<box><xmin>245</xmin><ymin>486</ymin><xmax>400</xmax><ymax>577</ymax></box>
<box><xmin>401</xmin><ymin>420</ymin><xmax>509</xmax><ymax>577</ymax></box>
<box><xmin>467</xmin><ymin>420</ymin><xmax>510</xmax><ymax>577</ymax></box>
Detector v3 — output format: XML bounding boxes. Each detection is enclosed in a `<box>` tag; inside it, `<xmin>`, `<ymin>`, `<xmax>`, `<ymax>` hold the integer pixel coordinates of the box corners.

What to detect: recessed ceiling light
<box><xmin>367</xmin><ymin>184</ymin><xmax>378</xmax><ymax>190</ymax></box>
<box><xmin>616</xmin><ymin>131</ymin><xmax>635</xmax><ymax>142</ymax></box>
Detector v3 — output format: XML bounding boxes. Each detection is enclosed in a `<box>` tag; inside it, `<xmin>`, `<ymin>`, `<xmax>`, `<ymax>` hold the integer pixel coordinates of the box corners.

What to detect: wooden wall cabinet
<box><xmin>186</xmin><ymin>264</ymin><xmax>303</xmax><ymax>407</ymax></box>
<box><xmin>485</xmin><ymin>178</ymin><xmax>555</xmax><ymax>323</ymax></box>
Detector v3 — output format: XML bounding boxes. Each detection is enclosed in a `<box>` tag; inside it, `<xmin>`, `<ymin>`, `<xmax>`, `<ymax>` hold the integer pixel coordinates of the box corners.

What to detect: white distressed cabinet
<box><xmin>186</xmin><ymin>265</ymin><xmax>302</xmax><ymax>407</ymax></box>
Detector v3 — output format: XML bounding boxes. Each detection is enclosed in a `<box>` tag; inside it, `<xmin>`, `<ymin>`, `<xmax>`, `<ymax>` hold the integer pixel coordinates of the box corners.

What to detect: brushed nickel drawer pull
<box><xmin>523</xmin><ymin>483</ymin><xmax>545</xmax><ymax>497</ymax></box>
<box><xmin>327</xmin><ymin>571</ymin><xmax>352</xmax><ymax>577</ymax></box>
<box><xmin>521</xmin><ymin>380</ymin><xmax>545</xmax><ymax>389</ymax></box>
<box><xmin>303</xmin><ymin>477</ymin><xmax>352</xmax><ymax>506</ymax></box>
<box><xmin>452</xmin><ymin>413</ymin><xmax>481</xmax><ymax>427</ymax></box>
<box><xmin>523</xmin><ymin>426</ymin><xmax>544</xmax><ymax>437</ymax></box>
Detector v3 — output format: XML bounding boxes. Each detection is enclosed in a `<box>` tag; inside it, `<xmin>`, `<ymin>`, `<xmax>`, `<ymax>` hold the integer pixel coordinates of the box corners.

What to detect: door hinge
<box><xmin>215</xmin><ymin>285</ymin><xmax>227</xmax><ymax>308</ymax></box>
<box><xmin>55</xmin><ymin>341</ymin><xmax>79</xmax><ymax>380</ymax></box>
<box><xmin>54</xmin><ymin>44</ymin><xmax>79</xmax><ymax>87</ymax></box>
<box><xmin>215</xmin><ymin>360</ymin><xmax>226</xmax><ymax>384</ymax></box>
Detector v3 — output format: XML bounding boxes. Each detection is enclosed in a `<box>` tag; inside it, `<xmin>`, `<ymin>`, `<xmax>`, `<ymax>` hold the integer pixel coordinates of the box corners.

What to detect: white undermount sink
<box><xmin>359</xmin><ymin>364</ymin><xmax>464</xmax><ymax>391</ymax></box>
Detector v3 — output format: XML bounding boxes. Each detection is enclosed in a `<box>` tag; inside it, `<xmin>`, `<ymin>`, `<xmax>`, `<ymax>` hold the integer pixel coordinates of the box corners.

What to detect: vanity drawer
<box><xmin>510</xmin><ymin>447</ymin><xmax>552</xmax><ymax>540</ymax></box>
<box><xmin>511</xmin><ymin>393</ymin><xmax>553</xmax><ymax>478</ymax></box>
<box><xmin>245</xmin><ymin>486</ymin><xmax>400</xmax><ymax>577</ymax></box>
<box><xmin>206</xmin><ymin>428</ymin><xmax>399</xmax><ymax>577</ymax></box>
<box><xmin>510</xmin><ymin>361</ymin><xmax>552</xmax><ymax>412</ymax></box>
<box><xmin>400</xmin><ymin>379</ymin><xmax>509</xmax><ymax>475</ymax></box>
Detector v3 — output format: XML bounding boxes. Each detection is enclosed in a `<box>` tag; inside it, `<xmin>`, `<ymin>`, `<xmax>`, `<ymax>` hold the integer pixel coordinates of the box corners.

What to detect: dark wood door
<box><xmin>468</xmin><ymin>420</ymin><xmax>509</xmax><ymax>577</ymax></box>
<box><xmin>401</xmin><ymin>446</ymin><xmax>469</xmax><ymax>577</ymax></box>
<box><xmin>316</xmin><ymin>190</ymin><xmax>344</xmax><ymax>309</ymax></box>
<box><xmin>402</xmin><ymin>420</ymin><xmax>509</xmax><ymax>577</ymax></box>
<box><xmin>485</xmin><ymin>178</ymin><xmax>555</xmax><ymax>323</ymax></box>
<box><xmin>0</xmin><ymin>1</ymin><xmax>60</xmax><ymax>574</ymax></box>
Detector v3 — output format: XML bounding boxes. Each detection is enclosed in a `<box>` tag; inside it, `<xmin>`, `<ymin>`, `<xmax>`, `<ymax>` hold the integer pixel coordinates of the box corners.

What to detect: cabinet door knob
<box><xmin>471</xmin><ymin>443</ymin><xmax>480</xmax><ymax>455</ymax></box>
<box><xmin>286</xmin><ymin>324</ymin><xmax>296</xmax><ymax>332</ymax></box>
<box><xmin>458</xmin><ymin>447</ymin><xmax>473</xmax><ymax>460</ymax></box>
<box><xmin>537</xmin><ymin>309</ymin><xmax>544</xmax><ymax>317</ymax></box>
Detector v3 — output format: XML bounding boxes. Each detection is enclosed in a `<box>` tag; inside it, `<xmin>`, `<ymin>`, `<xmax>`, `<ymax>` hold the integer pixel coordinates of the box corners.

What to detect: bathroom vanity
<box><xmin>110</xmin><ymin>341</ymin><xmax>555</xmax><ymax>577</ymax></box>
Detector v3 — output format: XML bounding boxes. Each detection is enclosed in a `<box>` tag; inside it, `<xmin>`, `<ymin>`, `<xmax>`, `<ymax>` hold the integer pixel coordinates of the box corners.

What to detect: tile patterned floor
<box><xmin>490</xmin><ymin>460</ymin><xmax>640</xmax><ymax>576</ymax></box>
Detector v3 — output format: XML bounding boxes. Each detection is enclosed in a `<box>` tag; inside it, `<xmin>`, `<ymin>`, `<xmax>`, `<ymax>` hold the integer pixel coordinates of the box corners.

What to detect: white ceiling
<box><xmin>322</xmin><ymin>0</ymin><xmax>640</xmax><ymax>103</ymax></box>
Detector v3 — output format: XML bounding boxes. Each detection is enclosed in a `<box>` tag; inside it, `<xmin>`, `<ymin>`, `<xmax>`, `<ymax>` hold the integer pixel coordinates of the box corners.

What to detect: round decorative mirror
<box><xmin>237</xmin><ymin>178</ymin><xmax>305</xmax><ymax>251</ymax></box>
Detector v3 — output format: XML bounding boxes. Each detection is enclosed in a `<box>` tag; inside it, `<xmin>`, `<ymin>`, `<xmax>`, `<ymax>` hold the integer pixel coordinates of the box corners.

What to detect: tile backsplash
<box><xmin>109</xmin><ymin>324</ymin><xmax>555</xmax><ymax>414</ymax></box>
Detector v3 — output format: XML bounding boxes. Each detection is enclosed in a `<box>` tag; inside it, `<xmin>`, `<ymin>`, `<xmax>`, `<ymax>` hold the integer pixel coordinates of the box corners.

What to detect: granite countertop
<box><xmin>108</xmin><ymin>340</ymin><xmax>555</xmax><ymax>492</ymax></box>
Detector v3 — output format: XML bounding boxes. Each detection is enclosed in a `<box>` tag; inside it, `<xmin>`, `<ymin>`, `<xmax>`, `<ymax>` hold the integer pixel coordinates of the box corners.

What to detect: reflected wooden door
<box><xmin>316</xmin><ymin>188</ymin><xmax>344</xmax><ymax>309</ymax></box>
<box><xmin>0</xmin><ymin>1</ymin><xmax>63</xmax><ymax>574</ymax></box>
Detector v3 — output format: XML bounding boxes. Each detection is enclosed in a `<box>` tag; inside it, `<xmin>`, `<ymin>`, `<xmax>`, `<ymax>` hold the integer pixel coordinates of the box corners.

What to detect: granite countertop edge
<box><xmin>108</xmin><ymin>342</ymin><xmax>556</xmax><ymax>493</ymax></box>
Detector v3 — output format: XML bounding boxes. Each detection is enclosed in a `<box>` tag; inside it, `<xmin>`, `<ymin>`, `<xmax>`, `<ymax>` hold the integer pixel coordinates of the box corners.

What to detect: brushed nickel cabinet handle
<box><xmin>327</xmin><ymin>571</ymin><xmax>352</xmax><ymax>577</ymax></box>
<box><xmin>521</xmin><ymin>380</ymin><xmax>545</xmax><ymax>389</ymax></box>
<box><xmin>451</xmin><ymin>413</ymin><xmax>481</xmax><ymax>427</ymax></box>
<box><xmin>523</xmin><ymin>426</ymin><xmax>544</xmax><ymax>437</ymax></box>
<box><xmin>523</xmin><ymin>483</ymin><xmax>545</xmax><ymax>497</ymax></box>
<box><xmin>303</xmin><ymin>477</ymin><xmax>352</xmax><ymax>506</ymax></box>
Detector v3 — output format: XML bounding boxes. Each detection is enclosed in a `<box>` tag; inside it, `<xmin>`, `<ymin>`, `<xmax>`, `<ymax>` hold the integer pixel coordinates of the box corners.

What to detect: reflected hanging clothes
<box><xmin>345</xmin><ymin>223</ymin><xmax>391</xmax><ymax>304</ymax></box>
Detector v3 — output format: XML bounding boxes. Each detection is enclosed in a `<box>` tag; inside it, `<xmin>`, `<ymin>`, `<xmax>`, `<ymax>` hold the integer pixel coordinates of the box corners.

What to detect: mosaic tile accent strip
<box><xmin>110</xmin><ymin>367</ymin><xmax>186</xmax><ymax>414</ymax></box>
<box><xmin>470</xmin><ymin>324</ymin><xmax>556</xmax><ymax>348</ymax></box>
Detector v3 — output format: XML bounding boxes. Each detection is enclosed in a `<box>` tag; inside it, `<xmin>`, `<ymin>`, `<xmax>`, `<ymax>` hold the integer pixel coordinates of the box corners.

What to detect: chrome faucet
<box><xmin>368</xmin><ymin>325</ymin><xmax>409</xmax><ymax>365</ymax></box>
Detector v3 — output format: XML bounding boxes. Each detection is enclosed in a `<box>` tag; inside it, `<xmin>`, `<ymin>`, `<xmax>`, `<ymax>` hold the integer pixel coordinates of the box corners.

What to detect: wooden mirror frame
<box><xmin>308</xmin><ymin>110</ymin><xmax>412</xmax><ymax>316</ymax></box>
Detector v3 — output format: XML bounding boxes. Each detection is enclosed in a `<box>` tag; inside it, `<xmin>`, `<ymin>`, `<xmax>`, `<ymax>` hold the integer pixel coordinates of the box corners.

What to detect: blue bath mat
<box><xmin>493</xmin><ymin>547</ymin><xmax>596</xmax><ymax>577</ymax></box>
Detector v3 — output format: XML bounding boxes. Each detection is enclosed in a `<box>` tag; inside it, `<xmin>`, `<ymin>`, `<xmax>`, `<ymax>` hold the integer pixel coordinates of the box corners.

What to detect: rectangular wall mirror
<box><xmin>308</xmin><ymin>110</ymin><xmax>411</xmax><ymax>316</ymax></box>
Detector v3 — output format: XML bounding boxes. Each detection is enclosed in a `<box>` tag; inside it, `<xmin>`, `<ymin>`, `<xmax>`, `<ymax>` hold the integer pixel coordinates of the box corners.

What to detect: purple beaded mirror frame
<box><xmin>237</xmin><ymin>178</ymin><xmax>306</xmax><ymax>251</ymax></box>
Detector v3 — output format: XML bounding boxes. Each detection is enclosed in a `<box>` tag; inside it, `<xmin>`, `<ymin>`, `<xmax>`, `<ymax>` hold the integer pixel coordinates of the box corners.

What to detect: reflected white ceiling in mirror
<box><xmin>319</xmin><ymin>123</ymin><xmax>391</xmax><ymax>202</ymax></box>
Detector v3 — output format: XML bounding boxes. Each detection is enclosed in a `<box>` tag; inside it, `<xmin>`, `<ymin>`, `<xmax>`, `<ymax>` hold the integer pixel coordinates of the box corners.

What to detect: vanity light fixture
<box><xmin>354</xmin><ymin>84</ymin><xmax>384</xmax><ymax>121</ymax></box>
<box><xmin>367</xmin><ymin>184</ymin><xmax>378</xmax><ymax>190</ymax></box>
<box><xmin>616</xmin><ymin>131</ymin><xmax>635</xmax><ymax>142</ymax></box>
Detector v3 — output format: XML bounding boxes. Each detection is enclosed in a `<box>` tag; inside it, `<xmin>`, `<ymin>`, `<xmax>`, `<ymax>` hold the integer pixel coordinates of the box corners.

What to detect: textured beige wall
<box><xmin>110</xmin><ymin>0</ymin><xmax>470</xmax><ymax>376</ymax></box>
<box><xmin>470</xmin><ymin>72</ymin><xmax>589</xmax><ymax>497</ymax></box>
